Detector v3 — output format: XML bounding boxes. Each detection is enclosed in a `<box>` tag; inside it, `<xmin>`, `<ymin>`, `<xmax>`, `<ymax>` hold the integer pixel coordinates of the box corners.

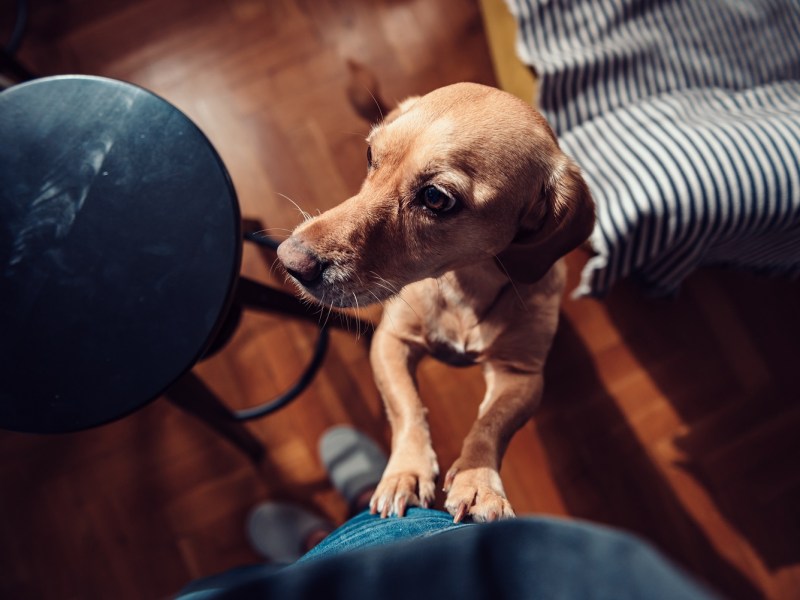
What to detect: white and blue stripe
<box><xmin>506</xmin><ymin>0</ymin><xmax>800</xmax><ymax>296</ymax></box>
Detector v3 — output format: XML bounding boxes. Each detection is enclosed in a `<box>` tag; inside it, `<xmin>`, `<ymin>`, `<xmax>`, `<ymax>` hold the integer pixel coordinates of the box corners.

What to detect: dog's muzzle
<box><xmin>276</xmin><ymin>237</ymin><xmax>325</xmax><ymax>286</ymax></box>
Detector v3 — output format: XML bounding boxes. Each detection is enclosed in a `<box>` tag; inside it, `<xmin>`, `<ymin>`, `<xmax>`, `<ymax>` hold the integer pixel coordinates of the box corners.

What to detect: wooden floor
<box><xmin>2</xmin><ymin>1</ymin><xmax>799</xmax><ymax>598</ymax></box>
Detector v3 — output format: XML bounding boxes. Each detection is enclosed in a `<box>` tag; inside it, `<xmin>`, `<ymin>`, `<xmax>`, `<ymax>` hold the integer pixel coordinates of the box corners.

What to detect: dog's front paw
<box><xmin>369</xmin><ymin>471</ymin><xmax>436</xmax><ymax>518</ymax></box>
<box><xmin>443</xmin><ymin>465</ymin><xmax>515</xmax><ymax>523</ymax></box>
<box><xmin>369</xmin><ymin>449</ymin><xmax>438</xmax><ymax>518</ymax></box>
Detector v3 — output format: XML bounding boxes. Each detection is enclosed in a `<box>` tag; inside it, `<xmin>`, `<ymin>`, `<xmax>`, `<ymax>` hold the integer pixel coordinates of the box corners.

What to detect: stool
<box><xmin>0</xmin><ymin>75</ymin><xmax>357</xmax><ymax>460</ymax></box>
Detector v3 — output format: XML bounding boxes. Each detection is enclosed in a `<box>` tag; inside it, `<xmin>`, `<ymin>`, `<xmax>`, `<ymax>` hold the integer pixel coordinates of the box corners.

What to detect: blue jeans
<box><xmin>178</xmin><ymin>509</ymin><xmax>717</xmax><ymax>599</ymax></box>
<box><xmin>299</xmin><ymin>507</ymin><xmax>469</xmax><ymax>563</ymax></box>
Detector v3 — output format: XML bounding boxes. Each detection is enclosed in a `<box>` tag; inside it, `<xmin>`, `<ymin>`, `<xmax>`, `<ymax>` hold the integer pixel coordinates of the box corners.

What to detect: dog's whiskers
<box><xmin>351</xmin><ymin>293</ymin><xmax>361</xmax><ymax>338</ymax></box>
<box><xmin>365</xmin><ymin>290</ymin><xmax>385</xmax><ymax>326</ymax></box>
<box><xmin>492</xmin><ymin>254</ymin><xmax>528</xmax><ymax>312</ymax></box>
<box><xmin>369</xmin><ymin>279</ymin><xmax>395</xmax><ymax>297</ymax></box>
<box><xmin>321</xmin><ymin>297</ymin><xmax>335</xmax><ymax>330</ymax></box>
<box><xmin>367</xmin><ymin>271</ymin><xmax>399</xmax><ymax>295</ymax></box>
<box><xmin>350</xmin><ymin>278</ymin><xmax>369</xmax><ymax>339</ymax></box>
<box><xmin>318</xmin><ymin>292</ymin><xmax>329</xmax><ymax>326</ymax></box>
<box><xmin>276</xmin><ymin>192</ymin><xmax>313</xmax><ymax>222</ymax></box>
<box><xmin>369</xmin><ymin>272</ymin><xmax>421</xmax><ymax>320</ymax></box>
<box><xmin>339</xmin><ymin>129</ymin><xmax>372</xmax><ymax>139</ymax></box>
<box><xmin>369</xmin><ymin>289</ymin><xmax>399</xmax><ymax>333</ymax></box>
<box><xmin>249</xmin><ymin>227</ymin><xmax>294</xmax><ymax>236</ymax></box>
<box><xmin>367</xmin><ymin>87</ymin><xmax>384</xmax><ymax>122</ymax></box>
<box><xmin>269</xmin><ymin>257</ymin><xmax>284</xmax><ymax>278</ymax></box>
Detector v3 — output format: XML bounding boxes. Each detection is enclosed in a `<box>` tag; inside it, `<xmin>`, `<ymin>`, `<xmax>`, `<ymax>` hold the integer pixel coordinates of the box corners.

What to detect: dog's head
<box><xmin>277</xmin><ymin>83</ymin><xmax>594</xmax><ymax>308</ymax></box>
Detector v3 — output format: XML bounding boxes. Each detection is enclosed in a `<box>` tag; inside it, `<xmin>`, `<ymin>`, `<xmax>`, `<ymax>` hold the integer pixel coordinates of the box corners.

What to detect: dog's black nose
<box><xmin>286</xmin><ymin>261</ymin><xmax>323</xmax><ymax>284</ymax></box>
<box><xmin>276</xmin><ymin>237</ymin><xmax>324</xmax><ymax>285</ymax></box>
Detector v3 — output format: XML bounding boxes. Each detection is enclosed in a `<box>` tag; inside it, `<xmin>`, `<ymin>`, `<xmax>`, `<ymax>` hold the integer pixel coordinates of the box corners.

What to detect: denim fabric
<box><xmin>178</xmin><ymin>511</ymin><xmax>718</xmax><ymax>600</ymax></box>
<box><xmin>298</xmin><ymin>508</ymin><xmax>468</xmax><ymax>563</ymax></box>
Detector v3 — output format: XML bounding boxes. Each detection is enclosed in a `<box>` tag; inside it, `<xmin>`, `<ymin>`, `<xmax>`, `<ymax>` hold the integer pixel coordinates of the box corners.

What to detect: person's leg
<box><xmin>178</xmin><ymin>429</ymin><xmax>716</xmax><ymax>599</ymax></box>
<box><xmin>180</xmin><ymin>426</ymin><xmax>469</xmax><ymax>597</ymax></box>
<box><xmin>240</xmin><ymin>426</ymin><xmax>388</xmax><ymax>565</ymax></box>
<box><xmin>247</xmin><ymin>502</ymin><xmax>335</xmax><ymax>564</ymax></box>
<box><xmin>299</xmin><ymin>506</ymin><xmax>469</xmax><ymax>562</ymax></box>
<box><xmin>180</xmin><ymin>515</ymin><xmax>717</xmax><ymax>600</ymax></box>
<box><xmin>300</xmin><ymin>426</ymin><xmax>470</xmax><ymax>561</ymax></box>
<box><xmin>244</xmin><ymin>426</ymin><xmax>455</xmax><ymax>564</ymax></box>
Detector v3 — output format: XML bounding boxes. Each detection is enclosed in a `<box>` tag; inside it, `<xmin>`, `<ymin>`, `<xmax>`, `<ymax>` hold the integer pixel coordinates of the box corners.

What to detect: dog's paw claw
<box><xmin>453</xmin><ymin>501</ymin><xmax>468</xmax><ymax>523</ymax></box>
<box><xmin>370</xmin><ymin>470</ymin><xmax>436</xmax><ymax>518</ymax></box>
<box><xmin>444</xmin><ymin>466</ymin><xmax>515</xmax><ymax>523</ymax></box>
<box><xmin>443</xmin><ymin>466</ymin><xmax>458</xmax><ymax>493</ymax></box>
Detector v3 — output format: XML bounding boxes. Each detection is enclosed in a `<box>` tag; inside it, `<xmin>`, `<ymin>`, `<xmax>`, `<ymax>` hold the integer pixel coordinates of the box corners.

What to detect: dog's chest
<box><xmin>422</xmin><ymin>285</ymin><xmax>500</xmax><ymax>367</ymax></box>
<box><xmin>428</xmin><ymin>323</ymin><xmax>483</xmax><ymax>367</ymax></box>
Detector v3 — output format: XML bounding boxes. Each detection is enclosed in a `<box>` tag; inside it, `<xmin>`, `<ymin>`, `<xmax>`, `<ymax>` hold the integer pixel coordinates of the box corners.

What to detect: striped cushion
<box><xmin>506</xmin><ymin>0</ymin><xmax>800</xmax><ymax>296</ymax></box>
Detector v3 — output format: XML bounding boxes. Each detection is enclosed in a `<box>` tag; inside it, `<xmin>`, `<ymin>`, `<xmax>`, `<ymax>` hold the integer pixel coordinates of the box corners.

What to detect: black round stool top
<box><xmin>0</xmin><ymin>75</ymin><xmax>241</xmax><ymax>433</ymax></box>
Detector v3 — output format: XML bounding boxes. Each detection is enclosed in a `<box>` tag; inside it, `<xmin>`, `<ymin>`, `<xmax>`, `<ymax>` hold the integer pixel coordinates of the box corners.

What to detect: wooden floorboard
<box><xmin>2</xmin><ymin>1</ymin><xmax>799</xmax><ymax>598</ymax></box>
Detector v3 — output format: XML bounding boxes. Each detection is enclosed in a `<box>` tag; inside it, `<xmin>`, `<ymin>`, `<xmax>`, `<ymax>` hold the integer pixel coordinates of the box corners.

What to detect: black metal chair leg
<box><xmin>168</xmin><ymin>222</ymin><xmax>371</xmax><ymax>457</ymax></box>
<box><xmin>165</xmin><ymin>371</ymin><xmax>265</xmax><ymax>463</ymax></box>
<box><xmin>0</xmin><ymin>49</ymin><xmax>36</xmax><ymax>82</ymax></box>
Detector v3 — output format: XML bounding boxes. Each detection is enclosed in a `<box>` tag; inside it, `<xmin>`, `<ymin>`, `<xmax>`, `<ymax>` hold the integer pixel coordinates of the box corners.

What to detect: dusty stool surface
<box><xmin>0</xmin><ymin>75</ymin><xmax>240</xmax><ymax>433</ymax></box>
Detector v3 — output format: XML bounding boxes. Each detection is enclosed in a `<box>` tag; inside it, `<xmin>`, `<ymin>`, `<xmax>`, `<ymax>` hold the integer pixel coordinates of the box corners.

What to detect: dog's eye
<box><xmin>420</xmin><ymin>185</ymin><xmax>458</xmax><ymax>214</ymax></box>
<box><xmin>367</xmin><ymin>146</ymin><xmax>373</xmax><ymax>169</ymax></box>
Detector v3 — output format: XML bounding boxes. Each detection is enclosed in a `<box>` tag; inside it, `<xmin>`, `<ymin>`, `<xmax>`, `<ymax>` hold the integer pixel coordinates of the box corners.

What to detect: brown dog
<box><xmin>277</xmin><ymin>83</ymin><xmax>594</xmax><ymax>522</ymax></box>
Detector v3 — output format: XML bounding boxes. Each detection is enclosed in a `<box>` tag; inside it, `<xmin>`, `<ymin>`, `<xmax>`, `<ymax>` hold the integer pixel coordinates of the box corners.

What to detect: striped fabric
<box><xmin>505</xmin><ymin>0</ymin><xmax>800</xmax><ymax>296</ymax></box>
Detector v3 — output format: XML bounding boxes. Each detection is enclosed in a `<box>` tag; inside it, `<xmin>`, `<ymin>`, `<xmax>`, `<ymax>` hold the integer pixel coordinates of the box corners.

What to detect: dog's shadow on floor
<box><xmin>539</xmin><ymin>315</ymin><xmax>763</xmax><ymax>600</ymax></box>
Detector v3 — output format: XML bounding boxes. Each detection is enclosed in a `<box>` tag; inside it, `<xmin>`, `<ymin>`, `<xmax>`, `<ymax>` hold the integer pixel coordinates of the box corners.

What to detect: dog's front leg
<box><xmin>444</xmin><ymin>363</ymin><xmax>543</xmax><ymax>522</ymax></box>
<box><xmin>369</xmin><ymin>327</ymin><xmax>439</xmax><ymax>518</ymax></box>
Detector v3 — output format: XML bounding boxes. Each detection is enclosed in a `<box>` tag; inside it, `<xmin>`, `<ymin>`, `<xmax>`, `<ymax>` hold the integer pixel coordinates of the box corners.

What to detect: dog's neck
<box><xmin>437</xmin><ymin>258</ymin><xmax>514</xmax><ymax>315</ymax></box>
<box><xmin>432</xmin><ymin>257</ymin><xmax>562</xmax><ymax>317</ymax></box>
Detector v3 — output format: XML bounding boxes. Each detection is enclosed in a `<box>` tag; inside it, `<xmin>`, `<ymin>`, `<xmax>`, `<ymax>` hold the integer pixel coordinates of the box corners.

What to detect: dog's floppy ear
<box><xmin>495</xmin><ymin>158</ymin><xmax>595</xmax><ymax>284</ymax></box>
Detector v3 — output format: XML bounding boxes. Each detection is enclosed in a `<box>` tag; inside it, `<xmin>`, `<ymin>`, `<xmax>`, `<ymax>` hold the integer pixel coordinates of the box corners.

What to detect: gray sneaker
<box><xmin>246</xmin><ymin>502</ymin><xmax>333</xmax><ymax>564</ymax></box>
<box><xmin>318</xmin><ymin>425</ymin><xmax>388</xmax><ymax>511</ymax></box>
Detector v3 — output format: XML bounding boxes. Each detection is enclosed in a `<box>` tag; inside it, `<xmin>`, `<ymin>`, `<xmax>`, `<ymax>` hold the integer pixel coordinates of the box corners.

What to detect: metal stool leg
<box><xmin>166</xmin><ymin>371</ymin><xmax>265</xmax><ymax>463</ymax></box>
